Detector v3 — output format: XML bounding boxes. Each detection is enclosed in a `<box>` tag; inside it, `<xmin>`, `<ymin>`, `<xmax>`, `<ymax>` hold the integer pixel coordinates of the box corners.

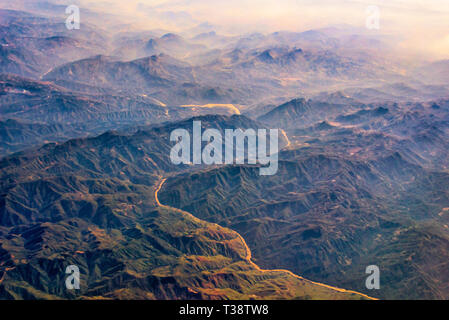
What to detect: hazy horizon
<box><xmin>72</xmin><ymin>0</ymin><xmax>449</xmax><ymax>59</ymax></box>
<box><xmin>1</xmin><ymin>0</ymin><xmax>448</xmax><ymax>59</ymax></box>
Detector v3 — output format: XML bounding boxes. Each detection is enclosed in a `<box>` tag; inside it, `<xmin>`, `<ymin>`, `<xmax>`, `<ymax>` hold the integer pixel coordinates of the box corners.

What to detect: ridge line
<box><xmin>154</xmin><ymin>177</ymin><xmax>377</xmax><ymax>300</ymax></box>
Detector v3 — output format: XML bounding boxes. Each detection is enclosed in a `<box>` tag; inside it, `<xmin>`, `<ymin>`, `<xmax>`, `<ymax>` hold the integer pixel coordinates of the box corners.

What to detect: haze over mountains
<box><xmin>0</xmin><ymin>1</ymin><xmax>449</xmax><ymax>300</ymax></box>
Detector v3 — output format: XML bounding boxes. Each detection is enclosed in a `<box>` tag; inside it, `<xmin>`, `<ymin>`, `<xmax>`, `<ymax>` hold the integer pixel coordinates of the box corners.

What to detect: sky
<box><xmin>69</xmin><ymin>0</ymin><xmax>449</xmax><ymax>59</ymax></box>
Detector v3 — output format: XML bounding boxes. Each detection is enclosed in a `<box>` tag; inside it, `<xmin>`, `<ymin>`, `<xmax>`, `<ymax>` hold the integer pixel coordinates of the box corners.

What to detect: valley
<box><xmin>155</xmin><ymin>177</ymin><xmax>377</xmax><ymax>300</ymax></box>
<box><xmin>0</xmin><ymin>2</ymin><xmax>448</xmax><ymax>301</ymax></box>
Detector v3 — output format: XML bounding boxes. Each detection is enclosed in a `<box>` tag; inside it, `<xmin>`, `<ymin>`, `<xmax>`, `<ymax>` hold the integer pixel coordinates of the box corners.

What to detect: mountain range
<box><xmin>0</xmin><ymin>4</ymin><xmax>448</xmax><ymax>300</ymax></box>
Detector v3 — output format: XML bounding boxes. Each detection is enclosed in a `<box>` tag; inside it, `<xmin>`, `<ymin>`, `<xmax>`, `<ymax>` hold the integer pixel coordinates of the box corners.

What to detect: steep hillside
<box><xmin>158</xmin><ymin>150</ymin><xmax>449</xmax><ymax>299</ymax></box>
<box><xmin>0</xmin><ymin>115</ymin><xmax>369</xmax><ymax>300</ymax></box>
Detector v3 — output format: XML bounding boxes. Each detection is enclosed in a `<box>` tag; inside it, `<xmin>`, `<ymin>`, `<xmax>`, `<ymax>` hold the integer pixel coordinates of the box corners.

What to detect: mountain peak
<box><xmin>257</xmin><ymin>49</ymin><xmax>276</xmax><ymax>62</ymax></box>
<box><xmin>161</xmin><ymin>33</ymin><xmax>183</xmax><ymax>41</ymax></box>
